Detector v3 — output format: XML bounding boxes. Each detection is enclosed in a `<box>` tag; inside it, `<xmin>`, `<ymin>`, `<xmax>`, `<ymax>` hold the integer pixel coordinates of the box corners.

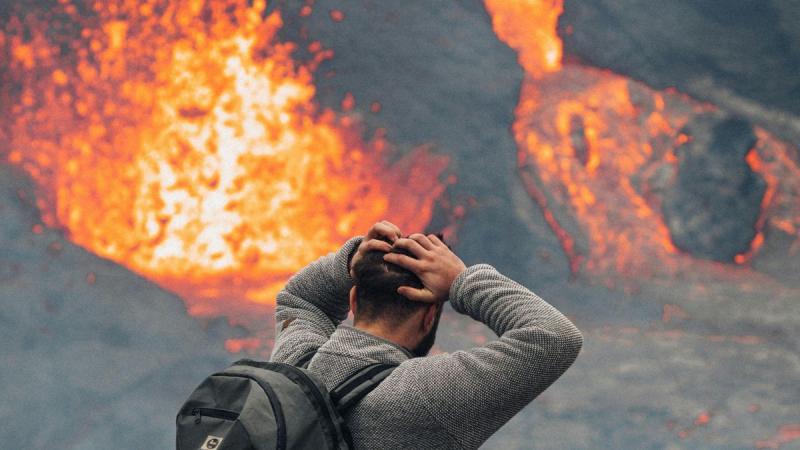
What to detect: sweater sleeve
<box><xmin>406</xmin><ymin>264</ymin><xmax>583</xmax><ymax>449</ymax></box>
<box><xmin>269</xmin><ymin>236</ymin><xmax>363</xmax><ymax>364</ymax></box>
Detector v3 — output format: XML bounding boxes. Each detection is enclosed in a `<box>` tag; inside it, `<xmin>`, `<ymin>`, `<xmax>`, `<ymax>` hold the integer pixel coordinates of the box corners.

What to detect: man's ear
<box><xmin>422</xmin><ymin>303</ymin><xmax>439</xmax><ymax>333</ymax></box>
<box><xmin>349</xmin><ymin>286</ymin><xmax>358</xmax><ymax>316</ymax></box>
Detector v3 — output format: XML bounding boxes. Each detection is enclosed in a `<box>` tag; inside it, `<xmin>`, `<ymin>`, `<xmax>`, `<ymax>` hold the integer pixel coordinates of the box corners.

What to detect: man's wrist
<box><xmin>447</xmin><ymin>264</ymin><xmax>490</xmax><ymax>309</ymax></box>
<box><xmin>345</xmin><ymin>236</ymin><xmax>363</xmax><ymax>278</ymax></box>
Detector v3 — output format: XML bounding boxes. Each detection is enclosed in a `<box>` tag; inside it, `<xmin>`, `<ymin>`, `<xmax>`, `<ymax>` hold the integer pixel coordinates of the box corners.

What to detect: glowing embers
<box><xmin>2</xmin><ymin>0</ymin><xmax>447</xmax><ymax>316</ymax></box>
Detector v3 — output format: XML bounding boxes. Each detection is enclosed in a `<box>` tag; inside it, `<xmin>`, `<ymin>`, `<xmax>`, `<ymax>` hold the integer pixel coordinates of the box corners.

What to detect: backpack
<box><xmin>176</xmin><ymin>353</ymin><xmax>396</xmax><ymax>450</ymax></box>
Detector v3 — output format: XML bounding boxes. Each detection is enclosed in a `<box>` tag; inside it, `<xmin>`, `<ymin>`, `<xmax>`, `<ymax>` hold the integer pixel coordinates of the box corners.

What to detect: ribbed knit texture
<box><xmin>270</xmin><ymin>238</ymin><xmax>583</xmax><ymax>449</ymax></box>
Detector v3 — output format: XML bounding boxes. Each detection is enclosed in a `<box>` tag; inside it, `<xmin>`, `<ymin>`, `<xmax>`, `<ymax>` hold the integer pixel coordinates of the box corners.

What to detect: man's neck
<box><xmin>352</xmin><ymin>320</ymin><xmax>417</xmax><ymax>352</ymax></box>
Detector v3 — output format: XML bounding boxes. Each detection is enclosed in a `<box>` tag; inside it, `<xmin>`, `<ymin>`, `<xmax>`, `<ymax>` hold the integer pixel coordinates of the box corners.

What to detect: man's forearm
<box><xmin>271</xmin><ymin>237</ymin><xmax>363</xmax><ymax>364</ymax></box>
<box><xmin>450</xmin><ymin>264</ymin><xmax>582</xmax><ymax>349</ymax></box>
<box><xmin>276</xmin><ymin>236</ymin><xmax>362</xmax><ymax>327</ymax></box>
<box><xmin>408</xmin><ymin>264</ymin><xmax>583</xmax><ymax>449</ymax></box>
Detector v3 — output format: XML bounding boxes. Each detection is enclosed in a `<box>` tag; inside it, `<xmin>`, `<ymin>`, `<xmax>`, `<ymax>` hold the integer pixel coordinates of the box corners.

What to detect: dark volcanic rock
<box><xmin>662</xmin><ymin>116</ymin><xmax>766</xmax><ymax>262</ymax></box>
<box><xmin>753</xmin><ymin>221</ymin><xmax>800</xmax><ymax>286</ymax></box>
<box><xmin>560</xmin><ymin>0</ymin><xmax>800</xmax><ymax>144</ymax></box>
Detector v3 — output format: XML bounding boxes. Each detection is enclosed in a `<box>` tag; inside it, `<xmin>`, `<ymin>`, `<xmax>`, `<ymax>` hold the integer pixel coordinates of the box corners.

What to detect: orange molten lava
<box><xmin>484</xmin><ymin>0</ymin><xmax>799</xmax><ymax>281</ymax></box>
<box><xmin>735</xmin><ymin>130</ymin><xmax>800</xmax><ymax>264</ymax></box>
<box><xmin>483</xmin><ymin>0</ymin><xmax>563</xmax><ymax>77</ymax></box>
<box><xmin>2</xmin><ymin>0</ymin><xmax>447</xmax><ymax>317</ymax></box>
<box><xmin>486</xmin><ymin>0</ymin><xmax>692</xmax><ymax>278</ymax></box>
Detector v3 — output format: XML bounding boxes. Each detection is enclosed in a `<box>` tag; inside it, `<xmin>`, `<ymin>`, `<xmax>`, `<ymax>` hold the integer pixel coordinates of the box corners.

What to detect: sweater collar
<box><xmin>324</xmin><ymin>325</ymin><xmax>413</xmax><ymax>364</ymax></box>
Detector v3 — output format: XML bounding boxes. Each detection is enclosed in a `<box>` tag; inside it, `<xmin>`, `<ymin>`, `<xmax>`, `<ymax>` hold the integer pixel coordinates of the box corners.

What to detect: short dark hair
<box><xmin>351</xmin><ymin>246</ymin><xmax>426</xmax><ymax>323</ymax></box>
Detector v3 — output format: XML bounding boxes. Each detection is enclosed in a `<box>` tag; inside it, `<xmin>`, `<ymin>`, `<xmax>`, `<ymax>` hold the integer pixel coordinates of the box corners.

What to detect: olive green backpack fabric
<box><xmin>176</xmin><ymin>358</ymin><xmax>395</xmax><ymax>450</ymax></box>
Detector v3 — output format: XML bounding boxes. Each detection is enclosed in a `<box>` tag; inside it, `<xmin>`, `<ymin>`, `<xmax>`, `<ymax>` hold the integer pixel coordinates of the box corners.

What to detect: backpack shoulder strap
<box><xmin>295</xmin><ymin>349</ymin><xmax>317</xmax><ymax>369</ymax></box>
<box><xmin>330</xmin><ymin>363</ymin><xmax>397</xmax><ymax>413</ymax></box>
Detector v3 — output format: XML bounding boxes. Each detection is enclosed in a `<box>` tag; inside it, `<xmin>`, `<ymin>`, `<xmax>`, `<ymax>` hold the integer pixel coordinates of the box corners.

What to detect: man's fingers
<box><xmin>409</xmin><ymin>233</ymin><xmax>435</xmax><ymax>250</ymax></box>
<box><xmin>383</xmin><ymin>252</ymin><xmax>424</xmax><ymax>272</ymax></box>
<box><xmin>368</xmin><ymin>221</ymin><xmax>401</xmax><ymax>243</ymax></box>
<box><xmin>397</xmin><ymin>286</ymin><xmax>437</xmax><ymax>303</ymax></box>
<box><xmin>428</xmin><ymin>234</ymin><xmax>445</xmax><ymax>247</ymax></box>
<box><xmin>362</xmin><ymin>239</ymin><xmax>393</xmax><ymax>253</ymax></box>
<box><xmin>392</xmin><ymin>237</ymin><xmax>428</xmax><ymax>258</ymax></box>
<box><xmin>380</xmin><ymin>221</ymin><xmax>402</xmax><ymax>239</ymax></box>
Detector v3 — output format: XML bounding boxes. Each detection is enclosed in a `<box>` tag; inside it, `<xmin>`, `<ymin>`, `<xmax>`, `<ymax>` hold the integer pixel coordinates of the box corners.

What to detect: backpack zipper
<box><xmin>191</xmin><ymin>407</ymin><xmax>239</xmax><ymax>424</ymax></box>
<box><xmin>213</xmin><ymin>371</ymin><xmax>287</xmax><ymax>450</ymax></box>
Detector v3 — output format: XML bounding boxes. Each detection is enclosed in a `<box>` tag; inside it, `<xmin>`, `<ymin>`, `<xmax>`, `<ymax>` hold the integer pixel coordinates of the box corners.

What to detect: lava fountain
<box><xmin>0</xmin><ymin>0</ymin><xmax>448</xmax><ymax>319</ymax></box>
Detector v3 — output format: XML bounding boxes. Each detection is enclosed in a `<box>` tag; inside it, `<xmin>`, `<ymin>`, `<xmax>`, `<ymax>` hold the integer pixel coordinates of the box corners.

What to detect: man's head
<box><xmin>350</xmin><ymin>243</ymin><xmax>442</xmax><ymax>357</ymax></box>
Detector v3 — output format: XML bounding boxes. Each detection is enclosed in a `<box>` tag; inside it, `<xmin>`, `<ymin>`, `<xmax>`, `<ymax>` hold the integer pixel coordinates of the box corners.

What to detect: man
<box><xmin>270</xmin><ymin>221</ymin><xmax>583</xmax><ymax>449</ymax></box>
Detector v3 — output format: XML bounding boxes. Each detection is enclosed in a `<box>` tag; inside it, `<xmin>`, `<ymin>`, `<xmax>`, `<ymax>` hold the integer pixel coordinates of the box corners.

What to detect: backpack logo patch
<box><xmin>200</xmin><ymin>435</ymin><xmax>223</xmax><ymax>450</ymax></box>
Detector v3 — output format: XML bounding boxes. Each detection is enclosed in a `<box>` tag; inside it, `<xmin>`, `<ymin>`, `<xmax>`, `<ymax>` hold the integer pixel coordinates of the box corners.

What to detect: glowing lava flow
<box><xmin>735</xmin><ymin>130</ymin><xmax>800</xmax><ymax>265</ymax></box>
<box><xmin>1</xmin><ymin>0</ymin><xmax>447</xmax><ymax>318</ymax></box>
<box><xmin>484</xmin><ymin>0</ymin><xmax>800</xmax><ymax>282</ymax></box>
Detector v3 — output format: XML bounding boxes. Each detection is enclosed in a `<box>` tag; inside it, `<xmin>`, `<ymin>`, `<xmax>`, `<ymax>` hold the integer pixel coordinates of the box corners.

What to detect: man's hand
<box><xmin>349</xmin><ymin>221</ymin><xmax>403</xmax><ymax>277</ymax></box>
<box><xmin>383</xmin><ymin>233</ymin><xmax>466</xmax><ymax>303</ymax></box>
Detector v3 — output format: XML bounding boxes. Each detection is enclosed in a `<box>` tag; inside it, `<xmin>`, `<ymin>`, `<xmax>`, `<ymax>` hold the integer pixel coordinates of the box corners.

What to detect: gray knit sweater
<box><xmin>270</xmin><ymin>237</ymin><xmax>583</xmax><ymax>449</ymax></box>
